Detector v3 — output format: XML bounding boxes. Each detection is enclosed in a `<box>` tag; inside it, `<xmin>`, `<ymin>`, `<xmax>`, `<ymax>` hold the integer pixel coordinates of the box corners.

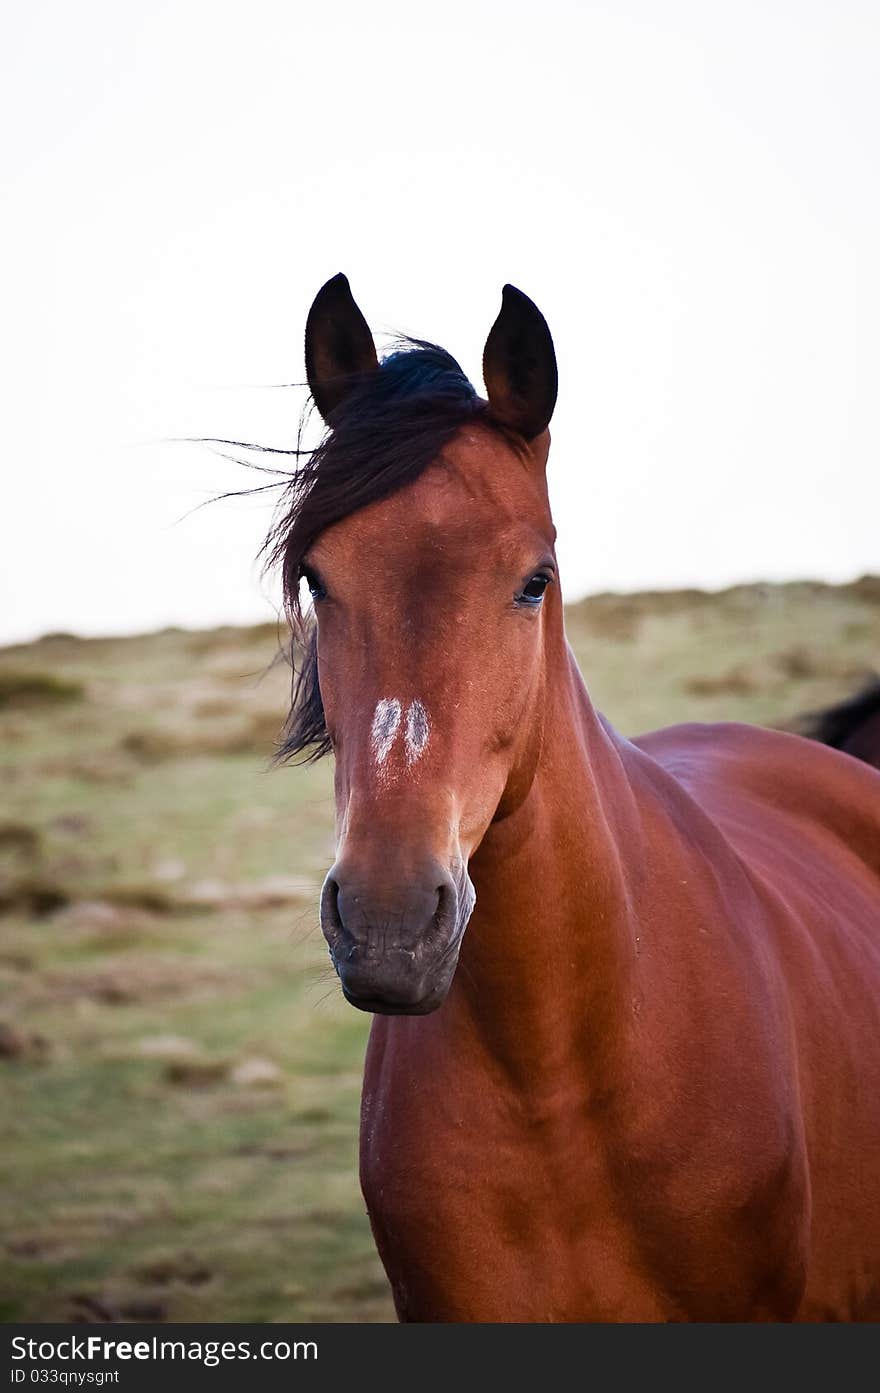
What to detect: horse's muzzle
<box><xmin>320</xmin><ymin>859</ymin><xmax>469</xmax><ymax>1014</ymax></box>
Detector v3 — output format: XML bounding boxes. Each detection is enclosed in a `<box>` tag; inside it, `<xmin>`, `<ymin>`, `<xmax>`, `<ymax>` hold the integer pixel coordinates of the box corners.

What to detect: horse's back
<box><xmin>634</xmin><ymin>719</ymin><xmax>880</xmax><ymax>1319</ymax></box>
<box><xmin>635</xmin><ymin>719</ymin><xmax>880</xmax><ymax>883</ymax></box>
<box><xmin>633</xmin><ymin>719</ymin><xmax>880</xmax><ymax>1001</ymax></box>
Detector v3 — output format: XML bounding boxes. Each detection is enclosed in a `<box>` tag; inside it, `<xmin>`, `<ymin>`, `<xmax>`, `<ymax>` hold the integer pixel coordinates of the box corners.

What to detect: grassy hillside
<box><xmin>1</xmin><ymin>578</ymin><xmax>877</xmax><ymax>1323</ymax></box>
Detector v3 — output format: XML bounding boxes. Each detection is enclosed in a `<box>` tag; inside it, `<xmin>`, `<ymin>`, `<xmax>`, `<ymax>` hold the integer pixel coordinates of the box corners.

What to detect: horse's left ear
<box><xmin>305</xmin><ymin>273</ymin><xmax>379</xmax><ymax>423</ymax></box>
<box><xmin>482</xmin><ymin>284</ymin><xmax>558</xmax><ymax>441</ymax></box>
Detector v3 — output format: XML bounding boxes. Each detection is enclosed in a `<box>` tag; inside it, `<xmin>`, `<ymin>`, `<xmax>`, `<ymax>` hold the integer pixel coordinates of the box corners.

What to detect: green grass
<box><xmin>1</xmin><ymin>579</ymin><xmax>877</xmax><ymax>1322</ymax></box>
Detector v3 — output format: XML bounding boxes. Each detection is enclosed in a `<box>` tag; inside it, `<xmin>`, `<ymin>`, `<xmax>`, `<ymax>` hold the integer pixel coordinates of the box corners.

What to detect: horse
<box><xmin>267</xmin><ymin>273</ymin><xmax>880</xmax><ymax>1321</ymax></box>
<box><xmin>796</xmin><ymin>677</ymin><xmax>880</xmax><ymax>772</ymax></box>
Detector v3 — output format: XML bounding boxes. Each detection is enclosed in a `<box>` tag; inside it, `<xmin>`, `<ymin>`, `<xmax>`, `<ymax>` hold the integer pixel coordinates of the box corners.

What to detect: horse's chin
<box><xmin>341</xmin><ymin>986</ymin><xmax>446</xmax><ymax>1016</ymax></box>
<box><xmin>338</xmin><ymin>954</ymin><xmax>460</xmax><ymax>1015</ymax></box>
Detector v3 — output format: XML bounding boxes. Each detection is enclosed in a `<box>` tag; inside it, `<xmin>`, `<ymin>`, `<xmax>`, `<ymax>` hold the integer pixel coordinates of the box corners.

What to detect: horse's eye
<box><xmin>518</xmin><ymin>573</ymin><xmax>551</xmax><ymax>605</ymax></box>
<box><xmin>300</xmin><ymin>565</ymin><xmax>326</xmax><ymax>602</ymax></box>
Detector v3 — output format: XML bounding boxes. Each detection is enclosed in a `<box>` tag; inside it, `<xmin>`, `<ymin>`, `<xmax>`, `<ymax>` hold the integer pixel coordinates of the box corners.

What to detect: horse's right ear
<box><xmin>305</xmin><ymin>274</ymin><xmax>379</xmax><ymax>423</ymax></box>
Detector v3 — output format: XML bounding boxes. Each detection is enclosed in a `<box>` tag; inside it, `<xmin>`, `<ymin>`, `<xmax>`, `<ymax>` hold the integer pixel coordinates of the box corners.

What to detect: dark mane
<box><xmin>263</xmin><ymin>340</ymin><xmax>489</xmax><ymax>763</ymax></box>
<box><xmin>797</xmin><ymin>676</ymin><xmax>880</xmax><ymax>752</ymax></box>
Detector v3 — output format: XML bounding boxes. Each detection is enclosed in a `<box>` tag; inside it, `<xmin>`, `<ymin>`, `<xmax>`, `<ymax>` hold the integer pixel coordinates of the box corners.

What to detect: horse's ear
<box><xmin>305</xmin><ymin>273</ymin><xmax>379</xmax><ymax>423</ymax></box>
<box><xmin>482</xmin><ymin>284</ymin><xmax>558</xmax><ymax>441</ymax></box>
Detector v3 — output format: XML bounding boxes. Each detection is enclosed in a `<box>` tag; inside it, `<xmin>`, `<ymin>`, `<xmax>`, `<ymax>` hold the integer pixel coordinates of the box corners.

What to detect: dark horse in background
<box><xmin>266</xmin><ymin>274</ymin><xmax>880</xmax><ymax>1321</ymax></box>
<box><xmin>798</xmin><ymin>678</ymin><xmax>880</xmax><ymax>772</ymax></box>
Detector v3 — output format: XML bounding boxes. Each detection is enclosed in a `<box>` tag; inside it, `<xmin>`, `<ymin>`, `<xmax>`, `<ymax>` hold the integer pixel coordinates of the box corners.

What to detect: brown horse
<box><xmin>797</xmin><ymin>677</ymin><xmax>880</xmax><ymax>772</ymax></box>
<box><xmin>269</xmin><ymin>274</ymin><xmax>880</xmax><ymax>1321</ymax></box>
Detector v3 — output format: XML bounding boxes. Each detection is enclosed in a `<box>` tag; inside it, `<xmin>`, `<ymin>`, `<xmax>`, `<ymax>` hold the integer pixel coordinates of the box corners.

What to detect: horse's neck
<box><xmin>452</xmin><ymin>643</ymin><xmax>681</xmax><ymax>1090</ymax></box>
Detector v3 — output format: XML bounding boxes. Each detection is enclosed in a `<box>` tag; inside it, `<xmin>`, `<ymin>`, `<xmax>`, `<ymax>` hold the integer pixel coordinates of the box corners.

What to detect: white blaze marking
<box><xmin>405</xmin><ymin>700</ymin><xmax>430</xmax><ymax>765</ymax></box>
<box><xmin>370</xmin><ymin>698</ymin><xmax>430</xmax><ymax>773</ymax></box>
<box><xmin>371</xmin><ymin>698</ymin><xmax>401</xmax><ymax>766</ymax></box>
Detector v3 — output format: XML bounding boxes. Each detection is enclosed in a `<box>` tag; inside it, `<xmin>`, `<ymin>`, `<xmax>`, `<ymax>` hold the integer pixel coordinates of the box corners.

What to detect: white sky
<box><xmin>2</xmin><ymin>0</ymin><xmax>878</xmax><ymax>643</ymax></box>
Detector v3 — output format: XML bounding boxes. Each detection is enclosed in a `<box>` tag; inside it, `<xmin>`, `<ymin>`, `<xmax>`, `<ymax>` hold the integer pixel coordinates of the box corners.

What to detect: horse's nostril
<box><xmin>320</xmin><ymin>875</ymin><xmax>343</xmax><ymax>943</ymax></box>
<box><xmin>434</xmin><ymin>876</ymin><xmax>456</xmax><ymax>930</ymax></box>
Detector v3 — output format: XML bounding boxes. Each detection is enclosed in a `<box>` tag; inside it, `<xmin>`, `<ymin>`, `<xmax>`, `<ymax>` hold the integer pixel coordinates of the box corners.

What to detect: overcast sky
<box><xmin>2</xmin><ymin>1</ymin><xmax>878</xmax><ymax>643</ymax></box>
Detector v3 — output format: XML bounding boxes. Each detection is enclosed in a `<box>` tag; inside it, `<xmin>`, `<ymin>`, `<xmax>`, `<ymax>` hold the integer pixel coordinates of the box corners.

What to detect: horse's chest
<box><xmin>359</xmin><ymin>1069</ymin><xmax>668</xmax><ymax>1321</ymax></box>
<box><xmin>359</xmin><ymin>1051</ymin><xmax>808</xmax><ymax>1322</ymax></box>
